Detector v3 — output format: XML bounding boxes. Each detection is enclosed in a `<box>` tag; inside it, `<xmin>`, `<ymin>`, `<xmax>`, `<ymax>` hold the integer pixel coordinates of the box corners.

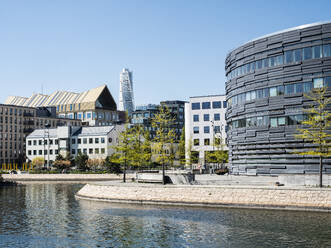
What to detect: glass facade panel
<box><xmin>193</xmin><ymin>127</ymin><xmax>199</xmax><ymax>134</ymax></box>
<box><xmin>193</xmin><ymin>115</ymin><xmax>199</xmax><ymax>122</ymax></box>
<box><xmin>203</xmin><ymin>114</ymin><xmax>210</xmax><ymax>121</ymax></box>
<box><xmin>303</xmin><ymin>82</ymin><xmax>313</xmax><ymax>93</ymax></box>
<box><xmin>204</xmin><ymin>126</ymin><xmax>210</xmax><ymax>133</ymax></box>
<box><xmin>269</xmin><ymin>87</ymin><xmax>277</xmax><ymax>97</ymax></box>
<box><xmin>214</xmin><ymin>113</ymin><xmax>220</xmax><ymax>121</ymax></box>
<box><xmin>270</xmin><ymin>118</ymin><xmax>277</xmax><ymax>128</ymax></box>
<box><xmin>285</xmin><ymin>50</ymin><xmax>293</xmax><ymax>64</ymax></box>
<box><xmin>313</xmin><ymin>45</ymin><xmax>322</xmax><ymax>59</ymax></box>
<box><xmin>223</xmin><ymin>101</ymin><xmax>227</xmax><ymax>108</ymax></box>
<box><xmin>323</xmin><ymin>44</ymin><xmax>331</xmax><ymax>57</ymax></box>
<box><xmin>294</xmin><ymin>49</ymin><xmax>302</xmax><ymax>62</ymax></box>
<box><xmin>313</xmin><ymin>78</ymin><xmax>324</xmax><ymax>88</ymax></box>
<box><xmin>295</xmin><ymin>83</ymin><xmax>303</xmax><ymax>94</ymax></box>
<box><xmin>303</xmin><ymin>47</ymin><xmax>312</xmax><ymax>60</ymax></box>
<box><xmin>285</xmin><ymin>84</ymin><xmax>294</xmax><ymax>95</ymax></box>
<box><xmin>278</xmin><ymin>117</ymin><xmax>285</xmax><ymax>126</ymax></box>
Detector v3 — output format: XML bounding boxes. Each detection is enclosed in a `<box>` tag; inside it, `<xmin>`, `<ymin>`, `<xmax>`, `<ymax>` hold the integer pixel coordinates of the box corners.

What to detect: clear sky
<box><xmin>0</xmin><ymin>0</ymin><xmax>330</xmax><ymax>106</ymax></box>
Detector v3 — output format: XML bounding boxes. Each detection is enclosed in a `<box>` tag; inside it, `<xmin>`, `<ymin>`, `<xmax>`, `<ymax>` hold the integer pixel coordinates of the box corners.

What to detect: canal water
<box><xmin>0</xmin><ymin>183</ymin><xmax>330</xmax><ymax>248</ymax></box>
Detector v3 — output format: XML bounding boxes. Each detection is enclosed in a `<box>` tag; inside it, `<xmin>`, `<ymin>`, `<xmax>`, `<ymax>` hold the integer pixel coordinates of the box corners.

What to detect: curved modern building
<box><xmin>225</xmin><ymin>21</ymin><xmax>331</xmax><ymax>175</ymax></box>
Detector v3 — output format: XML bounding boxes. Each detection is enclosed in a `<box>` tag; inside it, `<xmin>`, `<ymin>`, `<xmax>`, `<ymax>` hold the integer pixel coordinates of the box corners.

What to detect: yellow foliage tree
<box><xmin>295</xmin><ymin>86</ymin><xmax>331</xmax><ymax>187</ymax></box>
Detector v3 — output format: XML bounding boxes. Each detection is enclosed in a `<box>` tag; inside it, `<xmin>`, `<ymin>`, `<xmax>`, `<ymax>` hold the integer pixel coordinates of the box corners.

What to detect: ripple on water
<box><xmin>0</xmin><ymin>184</ymin><xmax>331</xmax><ymax>248</ymax></box>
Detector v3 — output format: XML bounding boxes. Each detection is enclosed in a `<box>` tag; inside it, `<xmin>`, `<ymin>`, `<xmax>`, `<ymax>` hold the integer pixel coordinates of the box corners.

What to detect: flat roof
<box><xmin>228</xmin><ymin>20</ymin><xmax>331</xmax><ymax>55</ymax></box>
<box><xmin>189</xmin><ymin>94</ymin><xmax>226</xmax><ymax>99</ymax></box>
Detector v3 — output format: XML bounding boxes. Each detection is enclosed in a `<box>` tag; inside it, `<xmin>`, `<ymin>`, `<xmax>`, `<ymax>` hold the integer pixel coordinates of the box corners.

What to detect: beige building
<box><xmin>0</xmin><ymin>104</ymin><xmax>81</xmax><ymax>165</ymax></box>
<box><xmin>5</xmin><ymin>85</ymin><xmax>126</xmax><ymax>126</ymax></box>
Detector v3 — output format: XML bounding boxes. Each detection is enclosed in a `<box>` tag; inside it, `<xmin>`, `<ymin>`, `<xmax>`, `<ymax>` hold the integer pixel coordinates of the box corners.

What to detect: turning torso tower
<box><xmin>119</xmin><ymin>68</ymin><xmax>135</xmax><ymax>116</ymax></box>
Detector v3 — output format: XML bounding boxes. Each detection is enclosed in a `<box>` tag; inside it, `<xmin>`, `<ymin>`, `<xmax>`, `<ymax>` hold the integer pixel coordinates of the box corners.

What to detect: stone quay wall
<box><xmin>2</xmin><ymin>173</ymin><xmax>134</xmax><ymax>182</ymax></box>
<box><xmin>76</xmin><ymin>183</ymin><xmax>331</xmax><ymax>212</ymax></box>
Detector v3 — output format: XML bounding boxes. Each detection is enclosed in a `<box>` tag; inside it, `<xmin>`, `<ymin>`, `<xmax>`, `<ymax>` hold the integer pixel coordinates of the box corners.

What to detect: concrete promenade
<box><xmin>76</xmin><ymin>181</ymin><xmax>331</xmax><ymax>212</ymax></box>
<box><xmin>2</xmin><ymin>173</ymin><xmax>134</xmax><ymax>182</ymax></box>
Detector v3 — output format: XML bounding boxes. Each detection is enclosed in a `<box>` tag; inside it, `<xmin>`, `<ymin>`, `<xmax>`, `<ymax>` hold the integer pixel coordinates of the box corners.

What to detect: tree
<box><xmin>112</xmin><ymin>125</ymin><xmax>135</xmax><ymax>182</ymax></box>
<box><xmin>104</xmin><ymin>155</ymin><xmax>122</xmax><ymax>174</ymax></box>
<box><xmin>152</xmin><ymin>106</ymin><xmax>176</xmax><ymax>184</ymax></box>
<box><xmin>295</xmin><ymin>86</ymin><xmax>331</xmax><ymax>187</ymax></box>
<box><xmin>205</xmin><ymin>137</ymin><xmax>228</xmax><ymax>168</ymax></box>
<box><xmin>53</xmin><ymin>152</ymin><xmax>74</xmax><ymax>171</ymax></box>
<box><xmin>32</xmin><ymin>157</ymin><xmax>45</xmax><ymax>170</ymax></box>
<box><xmin>75</xmin><ymin>152</ymin><xmax>89</xmax><ymax>171</ymax></box>
<box><xmin>177</xmin><ymin>128</ymin><xmax>186</xmax><ymax>167</ymax></box>
<box><xmin>86</xmin><ymin>158</ymin><xmax>106</xmax><ymax>171</ymax></box>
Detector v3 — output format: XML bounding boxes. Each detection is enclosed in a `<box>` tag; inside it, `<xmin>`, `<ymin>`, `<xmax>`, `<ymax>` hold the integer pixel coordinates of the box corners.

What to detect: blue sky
<box><xmin>0</xmin><ymin>0</ymin><xmax>330</xmax><ymax>105</ymax></box>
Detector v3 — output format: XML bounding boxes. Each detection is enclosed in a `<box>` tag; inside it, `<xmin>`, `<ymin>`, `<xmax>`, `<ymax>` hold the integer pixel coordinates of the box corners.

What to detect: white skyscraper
<box><xmin>119</xmin><ymin>68</ymin><xmax>135</xmax><ymax>116</ymax></box>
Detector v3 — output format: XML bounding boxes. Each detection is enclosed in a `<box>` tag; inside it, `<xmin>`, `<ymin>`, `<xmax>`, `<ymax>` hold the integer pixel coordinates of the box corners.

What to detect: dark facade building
<box><xmin>160</xmin><ymin>100</ymin><xmax>186</xmax><ymax>141</ymax></box>
<box><xmin>131</xmin><ymin>104</ymin><xmax>160</xmax><ymax>139</ymax></box>
<box><xmin>225</xmin><ymin>21</ymin><xmax>331</xmax><ymax>175</ymax></box>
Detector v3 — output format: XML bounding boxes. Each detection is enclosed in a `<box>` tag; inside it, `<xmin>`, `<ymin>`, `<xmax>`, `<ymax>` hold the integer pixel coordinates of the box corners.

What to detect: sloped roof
<box><xmin>27</xmin><ymin>128</ymin><xmax>58</xmax><ymax>139</ymax></box>
<box><xmin>73</xmin><ymin>126</ymin><xmax>115</xmax><ymax>137</ymax></box>
<box><xmin>5</xmin><ymin>85</ymin><xmax>116</xmax><ymax>109</ymax></box>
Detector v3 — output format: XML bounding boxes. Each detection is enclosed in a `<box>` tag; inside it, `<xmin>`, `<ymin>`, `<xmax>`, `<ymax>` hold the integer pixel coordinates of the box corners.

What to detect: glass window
<box><xmin>294</xmin><ymin>49</ymin><xmax>302</xmax><ymax>62</ymax></box>
<box><xmin>323</xmin><ymin>44</ymin><xmax>331</xmax><ymax>57</ymax></box>
<box><xmin>276</xmin><ymin>55</ymin><xmax>283</xmax><ymax>65</ymax></box>
<box><xmin>246</xmin><ymin>92</ymin><xmax>251</xmax><ymax>101</ymax></box>
<box><xmin>95</xmin><ymin>138</ymin><xmax>99</xmax><ymax>144</ymax></box>
<box><xmin>262</xmin><ymin>58</ymin><xmax>269</xmax><ymax>68</ymax></box>
<box><xmin>303</xmin><ymin>47</ymin><xmax>312</xmax><ymax>60</ymax></box>
<box><xmin>194</xmin><ymin>139</ymin><xmax>199</xmax><ymax>146</ymax></box>
<box><xmin>256</xmin><ymin>60</ymin><xmax>262</xmax><ymax>70</ymax></box>
<box><xmin>83</xmin><ymin>149</ymin><xmax>87</xmax><ymax>154</ymax></box>
<box><xmin>212</xmin><ymin>101</ymin><xmax>222</xmax><ymax>108</ymax></box>
<box><xmin>89</xmin><ymin>138</ymin><xmax>93</xmax><ymax>144</ymax></box>
<box><xmin>269</xmin><ymin>57</ymin><xmax>275</xmax><ymax>67</ymax></box>
<box><xmin>191</xmin><ymin>103</ymin><xmax>200</xmax><ymax>110</ymax></box>
<box><xmin>277</xmin><ymin>86</ymin><xmax>284</xmax><ymax>96</ymax></box>
<box><xmin>278</xmin><ymin>117</ymin><xmax>286</xmax><ymax>126</ymax></box>
<box><xmin>303</xmin><ymin>82</ymin><xmax>313</xmax><ymax>93</ymax></box>
<box><xmin>193</xmin><ymin>115</ymin><xmax>199</xmax><ymax>122</ymax></box>
<box><xmin>295</xmin><ymin>83</ymin><xmax>303</xmax><ymax>94</ymax></box>
<box><xmin>89</xmin><ymin>148</ymin><xmax>93</xmax><ymax>154</ymax></box>
<box><xmin>204</xmin><ymin>126</ymin><xmax>210</xmax><ymax>133</ymax></box>
<box><xmin>313</xmin><ymin>78</ymin><xmax>324</xmax><ymax>88</ymax></box>
<box><xmin>325</xmin><ymin>77</ymin><xmax>331</xmax><ymax>88</ymax></box>
<box><xmin>95</xmin><ymin>148</ymin><xmax>99</xmax><ymax>154</ymax></box>
<box><xmin>214</xmin><ymin>126</ymin><xmax>220</xmax><ymax>133</ymax></box>
<box><xmin>202</xmin><ymin>102</ymin><xmax>211</xmax><ymax>109</ymax></box>
<box><xmin>250</xmin><ymin>61</ymin><xmax>255</xmax><ymax>71</ymax></box>
<box><xmin>71</xmin><ymin>138</ymin><xmax>76</xmax><ymax>144</ymax></box>
<box><xmin>193</xmin><ymin>127</ymin><xmax>199</xmax><ymax>134</ymax></box>
<box><xmin>257</xmin><ymin>116</ymin><xmax>263</xmax><ymax>126</ymax></box>
<box><xmin>214</xmin><ymin>113</ymin><xmax>220</xmax><ymax>121</ymax></box>
<box><xmin>101</xmin><ymin>148</ymin><xmax>105</xmax><ymax>154</ymax></box>
<box><xmin>83</xmin><ymin>138</ymin><xmax>87</xmax><ymax>144</ymax></box>
<box><xmin>269</xmin><ymin>87</ymin><xmax>277</xmax><ymax>97</ymax></box>
<box><xmin>204</xmin><ymin>114</ymin><xmax>210</xmax><ymax>121</ymax></box>
<box><xmin>285</xmin><ymin>50</ymin><xmax>293</xmax><ymax>64</ymax></box>
<box><xmin>313</xmin><ymin>45</ymin><xmax>322</xmax><ymax>59</ymax></box>
<box><xmin>101</xmin><ymin>138</ymin><xmax>105</xmax><ymax>143</ymax></box>
<box><xmin>270</xmin><ymin>118</ymin><xmax>278</xmax><ymax>128</ymax></box>
<box><xmin>285</xmin><ymin>84</ymin><xmax>294</xmax><ymax>95</ymax></box>
<box><xmin>223</xmin><ymin>101</ymin><xmax>227</xmax><ymax>108</ymax></box>
<box><xmin>204</xmin><ymin>139</ymin><xmax>210</xmax><ymax>145</ymax></box>
<box><xmin>87</xmin><ymin>113</ymin><xmax>92</xmax><ymax>119</ymax></box>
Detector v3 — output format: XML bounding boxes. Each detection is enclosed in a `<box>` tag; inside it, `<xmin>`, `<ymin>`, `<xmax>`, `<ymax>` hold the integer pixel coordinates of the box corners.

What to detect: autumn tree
<box><xmin>295</xmin><ymin>86</ymin><xmax>331</xmax><ymax>187</ymax></box>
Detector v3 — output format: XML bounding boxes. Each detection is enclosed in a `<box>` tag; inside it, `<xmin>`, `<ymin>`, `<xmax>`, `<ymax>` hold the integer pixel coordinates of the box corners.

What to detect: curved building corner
<box><xmin>225</xmin><ymin>21</ymin><xmax>331</xmax><ymax>175</ymax></box>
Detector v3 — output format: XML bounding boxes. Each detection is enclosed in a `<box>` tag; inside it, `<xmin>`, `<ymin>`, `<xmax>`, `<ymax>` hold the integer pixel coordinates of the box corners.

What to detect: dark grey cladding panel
<box><xmin>226</xmin><ymin>22</ymin><xmax>331</xmax><ymax>175</ymax></box>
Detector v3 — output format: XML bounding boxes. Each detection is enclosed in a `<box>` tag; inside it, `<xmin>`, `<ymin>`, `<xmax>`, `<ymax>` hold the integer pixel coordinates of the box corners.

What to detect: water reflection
<box><xmin>0</xmin><ymin>184</ymin><xmax>331</xmax><ymax>248</ymax></box>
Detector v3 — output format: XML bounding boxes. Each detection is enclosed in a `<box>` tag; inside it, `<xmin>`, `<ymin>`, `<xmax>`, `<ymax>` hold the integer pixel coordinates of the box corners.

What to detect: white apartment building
<box><xmin>185</xmin><ymin>95</ymin><xmax>227</xmax><ymax>168</ymax></box>
<box><xmin>26</xmin><ymin>125</ymin><xmax>124</xmax><ymax>164</ymax></box>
